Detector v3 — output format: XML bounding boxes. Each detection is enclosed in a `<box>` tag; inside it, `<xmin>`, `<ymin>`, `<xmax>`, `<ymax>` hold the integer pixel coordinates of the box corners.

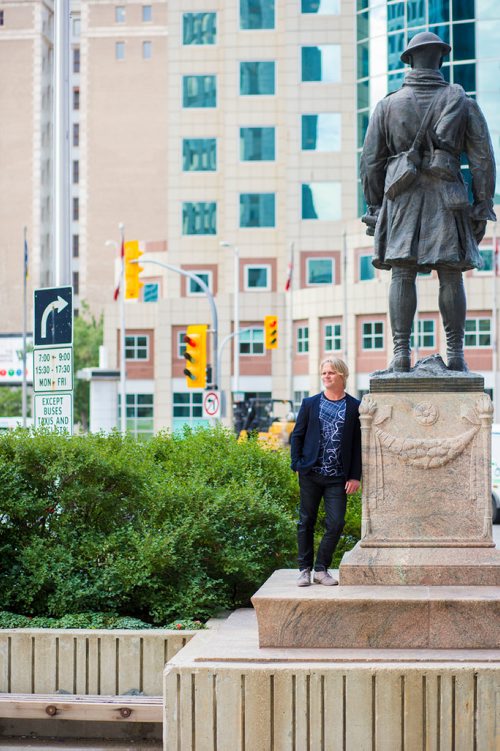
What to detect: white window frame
<box><xmin>115</xmin><ymin>6</ymin><xmax>125</xmax><ymax>23</ymax></box>
<box><xmin>187</xmin><ymin>270</ymin><xmax>213</xmax><ymax>296</ymax></box>
<box><xmin>118</xmin><ymin>393</ymin><xmax>154</xmax><ymax>440</ymax></box>
<box><xmin>297</xmin><ymin>326</ymin><xmax>309</xmax><ymax>354</ymax></box>
<box><xmin>410</xmin><ymin>319</ymin><xmax>436</xmax><ymax>349</ymax></box>
<box><xmin>125</xmin><ymin>334</ymin><xmax>149</xmax><ymax>361</ymax></box>
<box><xmin>142</xmin><ymin>40</ymin><xmax>152</xmax><ymax>59</ymax></box>
<box><xmin>244</xmin><ymin>264</ymin><xmax>271</xmax><ymax>291</ymax></box>
<box><xmin>324</xmin><ymin>323</ymin><xmax>342</xmax><ymax>352</ymax></box>
<box><xmin>239</xmin><ymin>327</ymin><xmax>265</xmax><ymax>356</ymax></box>
<box><xmin>464</xmin><ymin>317</ymin><xmax>492</xmax><ymax>348</ymax></box>
<box><xmin>177</xmin><ymin>331</ymin><xmax>187</xmax><ymax>358</ymax></box>
<box><xmin>142</xmin><ymin>5</ymin><xmax>152</xmax><ymax>22</ymax></box>
<box><xmin>362</xmin><ymin>321</ymin><xmax>384</xmax><ymax>350</ymax></box>
<box><xmin>306</xmin><ymin>257</ymin><xmax>335</xmax><ymax>285</ymax></box>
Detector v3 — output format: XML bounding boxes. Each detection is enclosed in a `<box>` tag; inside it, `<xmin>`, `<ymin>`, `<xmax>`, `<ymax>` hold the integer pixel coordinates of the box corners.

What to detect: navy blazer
<box><xmin>290</xmin><ymin>392</ymin><xmax>362</xmax><ymax>480</ymax></box>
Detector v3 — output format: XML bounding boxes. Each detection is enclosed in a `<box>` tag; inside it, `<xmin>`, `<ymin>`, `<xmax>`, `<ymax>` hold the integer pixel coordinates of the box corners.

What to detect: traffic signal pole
<box><xmin>133</xmin><ymin>258</ymin><xmax>219</xmax><ymax>390</ymax></box>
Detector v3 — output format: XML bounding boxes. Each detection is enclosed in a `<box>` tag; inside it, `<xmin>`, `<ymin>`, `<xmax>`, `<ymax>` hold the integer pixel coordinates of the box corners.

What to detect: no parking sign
<box><xmin>203</xmin><ymin>390</ymin><xmax>220</xmax><ymax>419</ymax></box>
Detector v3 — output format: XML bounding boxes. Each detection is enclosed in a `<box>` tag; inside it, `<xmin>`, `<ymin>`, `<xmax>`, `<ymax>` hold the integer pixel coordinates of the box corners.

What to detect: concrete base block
<box><xmin>340</xmin><ymin>541</ymin><xmax>500</xmax><ymax>585</ymax></box>
<box><xmin>163</xmin><ymin>609</ymin><xmax>500</xmax><ymax>751</ymax></box>
<box><xmin>251</xmin><ymin>570</ymin><xmax>500</xmax><ymax>649</ymax></box>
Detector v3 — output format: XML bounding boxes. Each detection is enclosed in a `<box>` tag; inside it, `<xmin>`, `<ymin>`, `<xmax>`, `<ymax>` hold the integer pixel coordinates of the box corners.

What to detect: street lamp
<box><xmin>220</xmin><ymin>241</ymin><xmax>240</xmax><ymax>395</ymax></box>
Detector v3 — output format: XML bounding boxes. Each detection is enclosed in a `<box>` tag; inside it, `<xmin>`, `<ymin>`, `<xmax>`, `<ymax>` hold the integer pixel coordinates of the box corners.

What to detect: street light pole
<box><xmin>106</xmin><ymin>230</ymin><xmax>126</xmax><ymax>434</ymax></box>
<box><xmin>220</xmin><ymin>242</ymin><xmax>240</xmax><ymax>395</ymax></box>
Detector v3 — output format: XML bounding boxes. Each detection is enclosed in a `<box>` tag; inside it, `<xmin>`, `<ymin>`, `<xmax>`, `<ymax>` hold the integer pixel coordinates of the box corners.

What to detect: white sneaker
<box><xmin>313</xmin><ymin>570</ymin><xmax>338</xmax><ymax>586</ymax></box>
<box><xmin>297</xmin><ymin>568</ymin><xmax>311</xmax><ymax>587</ymax></box>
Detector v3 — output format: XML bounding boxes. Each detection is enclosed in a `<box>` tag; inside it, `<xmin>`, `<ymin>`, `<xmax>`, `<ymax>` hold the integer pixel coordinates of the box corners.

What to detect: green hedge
<box><xmin>0</xmin><ymin>427</ymin><xmax>361</xmax><ymax>626</ymax></box>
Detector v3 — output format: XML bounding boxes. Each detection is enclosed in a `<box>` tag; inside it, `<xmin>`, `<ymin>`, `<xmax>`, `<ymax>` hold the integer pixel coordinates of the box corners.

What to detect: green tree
<box><xmin>0</xmin><ymin>387</ymin><xmax>24</xmax><ymax>417</ymax></box>
<box><xmin>74</xmin><ymin>302</ymin><xmax>103</xmax><ymax>430</ymax></box>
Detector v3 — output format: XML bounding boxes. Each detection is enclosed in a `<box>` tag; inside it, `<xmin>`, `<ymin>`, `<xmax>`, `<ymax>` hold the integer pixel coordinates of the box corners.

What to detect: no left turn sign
<box><xmin>203</xmin><ymin>391</ymin><xmax>220</xmax><ymax>419</ymax></box>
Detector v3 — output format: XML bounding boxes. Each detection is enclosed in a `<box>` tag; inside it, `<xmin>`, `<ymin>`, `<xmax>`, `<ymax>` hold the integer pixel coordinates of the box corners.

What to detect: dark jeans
<box><xmin>297</xmin><ymin>472</ymin><xmax>347</xmax><ymax>571</ymax></box>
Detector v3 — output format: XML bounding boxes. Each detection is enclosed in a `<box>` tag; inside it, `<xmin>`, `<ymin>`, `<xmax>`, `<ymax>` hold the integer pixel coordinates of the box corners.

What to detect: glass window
<box><xmin>387</xmin><ymin>32</ymin><xmax>404</xmax><ymax>72</ymax></box>
<box><xmin>302</xmin><ymin>114</ymin><xmax>341</xmax><ymax>151</ymax></box>
<box><xmin>357</xmin><ymin>111</ymin><xmax>369</xmax><ymax>148</ymax></box>
<box><xmin>72</xmin><ymin>234</ymin><xmax>79</xmax><ymax>258</ymax></box>
<box><xmin>182</xmin><ymin>203</ymin><xmax>217</xmax><ymax>235</ymax></box>
<box><xmin>118</xmin><ymin>394</ymin><xmax>154</xmax><ymax>440</ymax></box>
<box><xmin>183</xmin><ymin>139</ymin><xmax>217</xmax><ymax>171</ymax></box>
<box><xmin>244</xmin><ymin>265</ymin><xmax>271</xmax><ymax>290</ymax></box>
<box><xmin>73</xmin><ymin>48</ymin><xmax>80</xmax><ymax>73</ymax></box>
<box><xmin>478</xmin><ymin>248</ymin><xmax>494</xmax><ymax>272</ymax></box>
<box><xmin>240</xmin><ymin>127</ymin><xmax>275</xmax><ymax>160</ymax></box>
<box><xmin>301</xmin><ymin>45</ymin><xmax>341</xmax><ymax>83</ymax></box>
<box><xmin>302</xmin><ymin>0</ymin><xmax>340</xmax><ymax>13</ymax></box>
<box><xmin>72</xmin><ymin>271</ymin><xmax>79</xmax><ymax>295</ymax></box>
<box><xmin>188</xmin><ymin>271</ymin><xmax>212</xmax><ymax>295</ymax></box>
<box><xmin>73</xmin><ymin>18</ymin><xmax>81</xmax><ymax>36</ymax></box>
<box><xmin>294</xmin><ymin>390</ymin><xmax>309</xmax><ymax>414</ymax></box>
<box><xmin>429</xmin><ymin>24</ymin><xmax>450</xmax><ymax>45</ymax></box>
<box><xmin>72</xmin><ymin>197</ymin><xmax>79</xmax><ymax>221</ymax></box>
<box><xmin>476</xmin><ymin>20</ymin><xmax>500</xmax><ymax>59</ymax></box>
<box><xmin>453</xmin><ymin>63</ymin><xmax>475</xmax><ymax>92</ymax></box>
<box><xmin>407</xmin><ymin>0</ymin><xmax>426</xmax><ymax>27</ymax></box>
<box><xmin>143</xmin><ymin>41</ymin><xmax>152</xmax><ymax>59</ymax></box>
<box><xmin>453</xmin><ymin>0</ymin><xmax>475</xmax><ymax>21</ymax></box>
<box><xmin>183</xmin><ymin>12</ymin><xmax>216</xmax><ymax>44</ymax></box>
<box><xmin>125</xmin><ymin>334</ymin><xmax>149</xmax><ymax>360</ymax></box>
<box><xmin>240</xmin><ymin>193</ymin><xmax>275</xmax><ymax>227</ymax></box>
<box><xmin>429</xmin><ymin>0</ymin><xmax>449</xmax><ymax>24</ymax></box>
<box><xmin>452</xmin><ymin>22</ymin><xmax>475</xmax><ymax>60</ymax></box>
<box><xmin>240</xmin><ymin>62</ymin><xmax>275</xmax><ymax>95</ymax></box>
<box><xmin>297</xmin><ymin>326</ymin><xmax>309</xmax><ymax>354</ymax></box>
<box><xmin>115</xmin><ymin>41</ymin><xmax>125</xmax><ymax>60</ymax></box>
<box><xmin>240</xmin><ymin>0</ymin><xmax>274</xmax><ymax>29</ymax></box>
<box><xmin>359</xmin><ymin>254</ymin><xmax>375</xmax><ymax>280</ymax></box>
<box><xmin>239</xmin><ymin>328</ymin><xmax>265</xmax><ymax>355</ymax></box>
<box><xmin>177</xmin><ymin>331</ymin><xmax>187</xmax><ymax>358</ymax></box>
<box><xmin>73</xmin><ymin>88</ymin><xmax>80</xmax><ymax>110</ymax></box>
<box><xmin>115</xmin><ymin>6</ymin><xmax>125</xmax><ymax>23</ymax></box>
<box><xmin>477</xmin><ymin>0</ymin><xmax>500</xmax><ymax>21</ymax></box>
<box><xmin>358</xmin><ymin>41</ymin><xmax>369</xmax><ymax>78</ymax></box>
<box><xmin>302</xmin><ymin>183</ymin><xmax>341</xmax><ymax>221</ymax></box>
<box><xmin>143</xmin><ymin>283</ymin><xmax>159</xmax><ymax>302</ymax></box>
<box><xmin>387</xmin><ymin>2</ymin><xmax>405</xmax><ymax>32</ymax></box>
<box><xmin>172</xmin><ymin>392</ymin><xmax>208</xmax><ymax>431</ymax></box>
<box><xmin>362</xmin><ymin>321</ymin><xmax>384</xmax><ymax>350</ymax></box>
<box><xmin>307</xmin><ymin>258</ymin><xmax>334</xmax><ymax>285</ymax></box>
<box><xmin>357</xmin><ymin>10</ymin><xmax>369</xmax><ymax>40</ymax></box>
<box><xmin>182</xmin><ymin>75</ymin><xmax>216</xmax><ymax>107</ymax></box>
<box><xmin>73</xmin><ymin>123</ymin><xmax>79</xmax><ymax>147</ymax></box>
<box><xmin>324</xmin><ymin>323</ymin><xmax>342</xmax><ymax>352</ymax></box>
<box><xmin>142</xmin><ymin>5</ymin><xmax>152</xmax><ymax>22</ymax></box>
<box><xmin>464</xmin><ymin>318</ymin><xmax>492</xmax><ymax>347</ymax></box>
<box><xmin>410</xmin><ymin>319</ymin><xmax>436</xmax><ymax>349</ymax></box>
<box><xmin>388</xmin><ymin>71</ymin><xmax>405</xmax><ymax>92</ymax></box>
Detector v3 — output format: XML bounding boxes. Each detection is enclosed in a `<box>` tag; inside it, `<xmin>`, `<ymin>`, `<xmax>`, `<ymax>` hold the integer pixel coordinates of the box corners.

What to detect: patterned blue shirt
<box><xmin>313</xmin><ymin>393</ymin><xmax>346</xmax><ymax>477</ymax></box>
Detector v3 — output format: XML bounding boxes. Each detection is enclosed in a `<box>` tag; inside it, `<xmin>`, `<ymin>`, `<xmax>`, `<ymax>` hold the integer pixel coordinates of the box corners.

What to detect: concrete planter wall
<box><xmin>0</xmin><ymin>628</ymin><xmax>195</xmax><ymax>697</ymax></box>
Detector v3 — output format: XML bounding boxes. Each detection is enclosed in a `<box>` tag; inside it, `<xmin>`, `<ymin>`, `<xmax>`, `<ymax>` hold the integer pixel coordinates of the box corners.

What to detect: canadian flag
<box><xmin>113</xmin><ymin>238</ymin><xmax>125</xmax><ymax>300</ymax></box>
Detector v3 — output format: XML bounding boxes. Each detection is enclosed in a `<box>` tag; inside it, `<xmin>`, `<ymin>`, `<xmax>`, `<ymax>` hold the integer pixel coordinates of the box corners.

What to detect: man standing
<box><xmin>360</xmin><ymin>32</ymin><xmax>496</xmax><ymax>372</ymax></box>
<box><xmin>291</xmin><ymin>358</ymin><xmax>361</xmax><ymax>587</ymax></box>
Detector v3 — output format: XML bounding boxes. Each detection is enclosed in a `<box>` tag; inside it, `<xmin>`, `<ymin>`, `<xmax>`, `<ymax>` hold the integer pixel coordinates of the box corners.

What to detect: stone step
<box><xmin>339</xmin><ymin>542</ymin><xmax>500</xmax><ymax>586</ymax></box>
<box><xmin>251</xmin><ymin>569</ymin><xmax>500</xmax><ymax>650</ymax></box>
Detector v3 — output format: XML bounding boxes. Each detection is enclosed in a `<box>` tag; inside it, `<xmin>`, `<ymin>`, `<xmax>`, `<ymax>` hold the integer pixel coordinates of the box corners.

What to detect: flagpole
<box><xmin>22</xmin><ymin>227</ymin><xmax>28</xmax><ymax>428</ymax></box>
<box><xmin>286</xmin><ymin>242</ymin><xmax>294</xmax><ymax>406</ymax></box>
<box><xmin>493</xmin><ymin>221</ymin><xmax>498</xmax><ymax>422</ymax></box>
<box><xmin>119</xmin><ymin>223</ymin><xmax>126</xmax><ymax>434</ymax></box>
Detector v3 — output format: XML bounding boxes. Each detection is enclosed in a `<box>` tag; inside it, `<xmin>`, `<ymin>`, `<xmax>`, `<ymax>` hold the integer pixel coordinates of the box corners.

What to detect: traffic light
<box><xmin>264</xmin><ymin>315</ymin><xmax>278</xmax><ymax>349</ymax></box>
<box><xmin>183</xmin><ymin>324</ymin><xmax>208</xmax><ymax>388</ymax></box>
<box><xmin>124</xmin><ymin>240</ymin><xmax>144</xmax><ymax>300</ymax></box>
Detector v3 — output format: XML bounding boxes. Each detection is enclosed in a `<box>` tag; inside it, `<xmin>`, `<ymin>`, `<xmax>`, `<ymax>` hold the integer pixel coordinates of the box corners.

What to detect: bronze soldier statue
<box><xmin>360</xmin><ymin>31</ymin><xmax>496</xmax><ymax>373</ymax></box>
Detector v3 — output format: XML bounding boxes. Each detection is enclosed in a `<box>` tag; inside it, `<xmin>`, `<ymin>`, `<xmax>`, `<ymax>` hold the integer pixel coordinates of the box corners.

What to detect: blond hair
<box><xmin>320</xmin><ymin>357</ymin><xmax>349</xmax><ymax>387</ymax></box>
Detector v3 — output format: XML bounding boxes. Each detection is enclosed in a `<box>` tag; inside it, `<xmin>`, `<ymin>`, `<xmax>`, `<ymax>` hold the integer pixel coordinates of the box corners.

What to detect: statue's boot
<box><xmin>389</xmin><ymin>266</ymin><xmax>417</xmax><ymax>373</ymax></box>
<box><xmin>437</xmin><ymin>268</ymin><xmax>468</xmax><ymax>372</ymax></box>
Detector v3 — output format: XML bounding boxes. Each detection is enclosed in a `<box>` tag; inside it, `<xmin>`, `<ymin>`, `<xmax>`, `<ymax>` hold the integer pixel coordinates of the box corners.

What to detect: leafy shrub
<box><xmin>0</xmin><ymin>427</ymin><xmax>300</xmax><ymax>624</ymax></box>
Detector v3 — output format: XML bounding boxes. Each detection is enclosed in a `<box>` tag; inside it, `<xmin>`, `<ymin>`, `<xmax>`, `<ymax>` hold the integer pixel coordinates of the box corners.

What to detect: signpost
<box><xmin>203</xmin><ymin>390</ymin><xmax>221</xmax><ymax>420</ymax></box>
<box><xmin>33</xmin><ymin>286</ymin><xmax>74</xmax><ymax>433</ymax></box>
